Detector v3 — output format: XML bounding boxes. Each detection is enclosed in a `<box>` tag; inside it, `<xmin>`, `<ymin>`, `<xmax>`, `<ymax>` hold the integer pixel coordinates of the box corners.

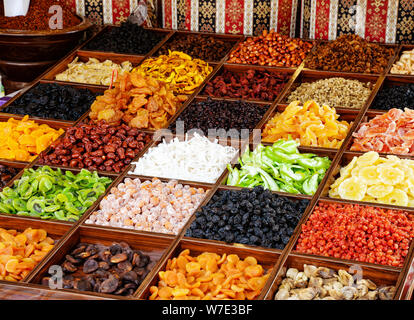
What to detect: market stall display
<box><xmin>0</xmin><ymin>24</ymin><xmax>412</xmax><ymax>301</ymax></box>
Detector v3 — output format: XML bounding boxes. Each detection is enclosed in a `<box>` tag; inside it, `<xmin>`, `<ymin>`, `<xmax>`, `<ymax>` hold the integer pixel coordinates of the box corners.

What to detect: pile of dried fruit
<box><xmin>83</xmin><ymin>22</ymin><xmax>163</xmax><ymax>55</ymax></box>
<box><xmin>86</xmin><ymin>177</ymin><xmax>206</xmax><ymax>235</ymax></box>
<box><xmin>170</xmin><ymin>98</ymin><xmax>268</xmax><ymax>134</ymax></box>
<box><xmin>157</xmin><ymin>34</ymin><xmax>234</xmax><ymax>62</ymax></box>
<box><xmin>89</xmin><ymin>72</ymin><xmax>185</xmax><ymax>129</ymax></box>
<box><xmin>149</xmin><ymin>249</ymin><xmax>270</xmax><ymax>300</ymax></box>
<box><xmin>133</xmin><ymin>51</ymin><xmax>213</xmax><ymax>94</ymax></box>
<box><xmin>0</xmin><ymin>116</ymin><xmax>64</xmax><ymax>162</ymax></box>
<box><xmin>228</xmin><ymin>30</ymin><xmax>313</xmax><ymax>67</ymax></box>
<box><xmin>130</xmin><ymin>134</ymin><xmax>238</xmax><ymax>184</ymax></box>
<box><xmin>0</xmin><ymin>228</ymin><xmax>55</xmax><ymax>282</ymax></box>
<box><xmin>296</xmin><ymin>202</ymin><xmax>414</xmax><ymax>267</ymax></box>
<box><xmin>203</xmin><ymin>69</ymin><xmax>289</xmax><ymax>101</ymax></box>
<box><xmin>38</xmin><ymin>120</ymin><xmax>151</xmax><ymax>173</ymax></box>
<box><xmin>287</xmin><ymin>77</ymin><xmax>372</xmax><ymax>109</ymax></box>
<box><xmin>274</xmin><ymin>264</ymin><xmax>396</xmax><ymax>300</ymax></box>
<box><xmin>371</xmin><ymin>83</ymin><xmax>414</xmax><ymax>111</ymax></box>
<box><xmin>0</xmin><ymin>165</ymin><xmax>19</xmax><ymax>191</ymax></box>
<box><xmin>329</xmin><ymin>151</ymin><xmax>414</xmax><ymax>207</ymax></box>
<box><xmin>227</xmin><ymin>140</ymin><xmax>331</xmax><ymax>195</ymax></box>
<box><xmin>351</xmin><ymin>108</ymin><xmax>414</xmax><ymax>155</ymax></box>
<box><xmin>2</xmin><ymin>83</ymin><xmax>99</xmax><ymax>121</ymax></box>
<box><xmin>305</xmin><ymin>35</ymin><xmax>394</xmax><ymax>73</ymax></box>
<box><xmin>55</xmin><ymin>57</ymin><xmax>133</xmax><ymax>86</ymax></box>
<box><xmin>391</xmin><ymin>48</ymin><xmax>414</xmax><ymax>75</ymax></box>
<box><xmin>0</xmin><ymin>166</ymin><xmax>112</xmax><ymax>221</ymax></box>
<box><xmin>262</xmin><ymin>100</ymin><xmax>351</xmax><ymax>149</ymax></box>
<box><xmin>186</xmin><ymin>187</ymin><xmax>309</xmax><ymax>249</ymax></box>
<box><xmin>41</xmin><ymin>242</ymin><xmax>153</xmax><ymax>296</ymax></box>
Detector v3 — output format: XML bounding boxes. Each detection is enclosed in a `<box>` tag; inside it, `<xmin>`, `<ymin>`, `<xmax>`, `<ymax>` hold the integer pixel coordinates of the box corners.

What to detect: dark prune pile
<box><xmin>0</xmin><ymin>165</ymin><xmax>19</xmax><ymax>190</ymax></box>
<box><xmin>170</xmin><ymin>98</ymin><xmax>268</xmax><ymax>134</ymax></box>
<box><xmin>41</xmin><ymin>242</ymin><xmax>154</xmax><ymax>296</ymax></box>
<box><xmin>186</xmin><ymin>187</ymin><xmax>309</xmax><ymax>249</ymax></box>
<box><xmin>157</xmin><ymin>34</ymin><xmax>234</xmax><ymax>62</ymax></box>
<box><xmin>84</xmin><ymin>21</ymin><xmax>163</xmax><ymax>55</ymax></box>
<box><xmin>371</xmin><ymin>83</ymin><xmax>414</xmax><ymax>110</ymax></box>
<box><xmin>3</xmin><ymin>83</ymin><xmax>99</xmax><ymax>121</ymax></box>
<box><xmin>203</xmin><ymin>69</ymin><xmax>289</xmax><ymax>101</ymax></box>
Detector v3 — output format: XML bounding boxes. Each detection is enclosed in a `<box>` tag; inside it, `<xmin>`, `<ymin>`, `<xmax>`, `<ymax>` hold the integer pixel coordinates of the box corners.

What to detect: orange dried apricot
<box><xmin>149</xmin><ymin>250</ymin><xmax>268</xmax><ymax>300</ymax></box>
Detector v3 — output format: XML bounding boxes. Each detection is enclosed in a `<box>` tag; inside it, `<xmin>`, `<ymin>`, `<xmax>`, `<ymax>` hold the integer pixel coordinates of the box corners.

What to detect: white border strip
<box><xmin>172</xmin><ymin>0</ymin><xmax>177</xmax><ymax>29</ymax></box>
<box><xmin>103</xmin><ymin>0</ymin><xmax>113</xmax><ymax>25</ymax></box>
<box><xmin>356</xmin><ymin>0</ymin><xmax>367</xmax><ymax>38</ymax></box>
<box><xmin>328</xmin><ymin>0</ymin><xmax>338</xmax><ymax>40</ymax></box>
<box><xmin>309</xmin><ymin>0</ymin><xmax>316</xmax><ymax>39</ymax></box>
<box><xmin>244</xmin><ymin>0</ymin><xmax>253</xmax><ymax>35</ymax></box>
<box><xmin>190</xmin><ymin>0</ymin><xmax>198</xmax><ymax>31</ymax></box>
<box><xmin>216</xmin><ymin>0</ymin><xmax>225</xmax><ymax>33</ymax></box>
<box><xmin>270</xmin><ymin>0</ymin><xmax>279</xmax><ymax>32</ymax></box>
<box><xmin>76</xmin><ymin>0</ymin><xmax>85</xmax><ymax>17</ymax></box>
<box><xmin>290</xmin><ymin>0</ymin><xmax>298</xmax><ymax>38</ymax></box>
<box><xmin>385</xmin><ymin>0</ymin><xmax>399</xmax><ymax>43</ymax></box>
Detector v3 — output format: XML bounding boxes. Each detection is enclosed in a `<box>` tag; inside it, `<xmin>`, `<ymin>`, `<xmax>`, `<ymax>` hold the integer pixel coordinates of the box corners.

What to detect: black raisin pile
<box><xmin>186</xmin><ymin>187</ymin><xmax>309</xmax><ymax>249</ymax></box>
<box><xmin>371</xmin><ymin>83</ymin><xmax>414</xmax><ymax>110</ymax></box>
<box><xmin>170</xmin><ymin>98</ymin><xmax>269</xmax><ymax>134</ymax></box>
<box><xmin>83</xmin><ymin>21</ymin><xmax>163</xmax><ymax>55</ymax></box>
<box><xmin>3</xmin><ymin>83</ymin><xmax>99</xmax><ymax>121</ymax></box>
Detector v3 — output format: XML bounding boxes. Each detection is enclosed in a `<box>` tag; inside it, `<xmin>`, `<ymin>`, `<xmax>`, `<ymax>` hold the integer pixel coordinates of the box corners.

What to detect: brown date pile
<box><xmin>156</xmin><ymin>34</ymin><xmax>234</xmax><ymax>62</ymax></box>
<box><xmin>41</xmin><ymin>242</ymin><xmax>153</xmax><ymax>296</ymax></box>
<box><xmin>305</xmin><ymin>35</ymin><xmax>394</xmax><ymax>74</ymax></box>
<box><xmin>38</xmin><ymin>120</ymin><xmax>151</xmax><ymax>173</ymax></box>
<box><xmin>203</xmin><ymin>69</ymin><xmax>289</xmax><ymax>101</ymax></box>
<box><xmin>0</xmin><ymin>165</ymin><xmax>19</xmax><ymax>191</ymax></box>
<box><xmin>228</xmin><ymin>30</ymin><xmax>313</xmax><ymax>67</ymax></box>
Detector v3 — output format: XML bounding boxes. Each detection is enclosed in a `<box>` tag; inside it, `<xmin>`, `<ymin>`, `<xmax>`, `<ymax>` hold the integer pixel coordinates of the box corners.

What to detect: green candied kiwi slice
<box><xmin>0</xmin><ymin>166</ymin><xmax>112</xmax><ymax>221</ymax></box>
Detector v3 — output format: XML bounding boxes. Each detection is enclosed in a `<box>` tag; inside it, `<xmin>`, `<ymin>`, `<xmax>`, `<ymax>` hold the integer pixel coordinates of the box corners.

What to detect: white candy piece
<box><xmin>391</xmin><ymin>49</ymin><xmax>414</xmax><ymax>75</ymax></box>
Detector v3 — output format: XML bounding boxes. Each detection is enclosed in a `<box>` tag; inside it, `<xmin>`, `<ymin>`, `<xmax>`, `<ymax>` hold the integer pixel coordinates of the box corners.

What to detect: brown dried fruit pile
<box><xmin>41</xmin><ymin>242</ymin><xmax>153</xmax><ymax>296</ymax></box>
<box><xmin>305</xmin><ymin>35</ymin><xmax>394</xmax><ymax>74</ymax></box>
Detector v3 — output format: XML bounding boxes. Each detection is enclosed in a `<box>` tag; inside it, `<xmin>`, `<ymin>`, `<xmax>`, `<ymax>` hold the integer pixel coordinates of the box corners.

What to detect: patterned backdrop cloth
<box><xmin>162</xmin><ymin>0</ymin><xmax>299</xmax><ymax>36</ymax></box>
<box><xmin>301</xmin><ymin>0</ymin><xmax>414</xmax><ymax>43</ymax></box>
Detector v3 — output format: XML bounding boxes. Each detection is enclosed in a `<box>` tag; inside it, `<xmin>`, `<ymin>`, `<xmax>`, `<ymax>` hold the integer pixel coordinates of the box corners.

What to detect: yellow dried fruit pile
<box><xmin>0</xmin><ymin>116</ymin><xmax>64</xmax><ymax>162</ymax></box>
<box><xmin>149</xmin><ymin>249</ymin><xmax>270</xmax><ymax>300</ymax></box>
<box><xmin>0</xmin><ymin>228</ymin><xmax>55</xmax><ymax>282</ymax></box>
<box><xmin>133</xmin><ymin>51</ymin><xmax>213</xmax><ymax>95</ymax></box>
<box><xmin>262</xmin><ymin>100</ymin><xmax>351</xmax><ymax>149</ymax></box>
<box><xmin>329</xmin><ymin>151</ymin><xmax>414</xmax><ymax>207</ymax></box>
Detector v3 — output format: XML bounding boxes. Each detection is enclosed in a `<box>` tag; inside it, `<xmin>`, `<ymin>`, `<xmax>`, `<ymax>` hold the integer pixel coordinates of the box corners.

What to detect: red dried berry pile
<box><xmin>296</xmin><ymin>202</ymin><xmax>414</xmax><ymax>267</ymax></box>
<box><xmin>203</xmin><ymin>69</ymin><xmax>289</xmax><ymax>102</ymax></box>
<box><xmin>38</xmin><ymin>120</ymin><xmax>151</xmax><ymax>173</ymax></box>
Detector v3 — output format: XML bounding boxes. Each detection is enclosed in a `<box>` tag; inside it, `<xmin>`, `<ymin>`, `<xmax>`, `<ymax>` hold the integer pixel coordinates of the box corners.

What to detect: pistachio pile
<box><xmin>274</xmin><ymin>264</ymin><xmax>395</xmax><ymax>300</ymax></box>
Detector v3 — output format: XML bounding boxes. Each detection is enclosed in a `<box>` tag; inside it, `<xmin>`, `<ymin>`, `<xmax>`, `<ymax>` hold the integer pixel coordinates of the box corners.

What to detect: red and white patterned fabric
<box><xmin>301</xmin><ymin>0</ymin><xmax>414</xmax><ymax>44</ymax></box>
<box><xmin>162</xmin><ymin>0</ymin><xmax>299</xmax><ymax>36</ymax></box>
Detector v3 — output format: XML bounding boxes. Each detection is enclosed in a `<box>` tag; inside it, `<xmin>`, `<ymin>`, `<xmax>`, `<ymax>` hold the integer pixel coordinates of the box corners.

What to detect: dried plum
<box><xmin>83</xmin><ymin>259</ymin><xmax>99</xmax><ymax>273</ymax></box>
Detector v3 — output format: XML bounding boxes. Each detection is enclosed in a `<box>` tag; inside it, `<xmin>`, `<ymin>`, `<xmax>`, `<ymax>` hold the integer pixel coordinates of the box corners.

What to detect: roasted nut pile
<box><xmin>287</xmin><ymin>77</ymin><xmax>372</xmax><ymax>109</ymax></box>
<box><xmin>186</xmin><ymin>187</ymin><xmax>309</xmax><ymax>249</ymax></box>
<box><xmin>83</xmin><ymin>22</ymin><xmax>163</xmax><ymax>55</ymax></box>
<box><xmin>130</xmin><ymin>134</ymin><xmax>238</xmax><ymax>184</ymax></box>
<box><xmin>0</xmin><ymin>116</ymin><xmax>64</xmax><ymax>162</ymax></box>
<box><xmin>55</xmin><ymin>57</ymin><xmax>133</xmax><ymax>86</ymax></box>
<box><xmin>2</xmin><ymin>83</ymin><xmax>99</xmax><ymax>121</ymax></box>
<box><xmin>296</xmin><ymin>202</ymin><xmax>414</xmax><ymax>267</ymax></box>
<box><xmin>274</xmin><ymin>264</ymin><xmax>395</xmax><ymax>300</ymax></box>
<box><xmin>262</xmin><ymin>100</ymin><xmax>351</xmax><ymax>149</ymax></box>
<box><xmin>170</xmin><ymin>98</ymin><xmax>268</xmax><ymax>134</ymax></box>
<box><xmin>157</xmin><ymin>34</ymin><xmax>234</xmax><ymax>62</ymax></box>
<box><xmin>133</xmin><ymin>51</ymin><xmax>213</xmax><ymax>95</ymax></box>
<box><xmin>391</xmin><ymin>48</ymin><xmax>414</xmax><ymax>75</ymax></box>
<box><xmin>41</xmin><ymin>242</ymin><xmax>153</xmax><ymax>296</ymax></box>
<box><xmin>203</xmin><ymin>69</ymin><xmax>289</xmax><ymax>101</ymax></box>
<box><xmin>228</xmin><ymin>30</ymin><xmax>313</xmax><ymax>67</ymax></box>
<box><xmin>0</xmin><ymin>228</ymin><xmax>55</xmax><ymax>282</ymax></box>
<box><xmin>329</xmin><ymin>151</ymin><xmax>414</xmax><ymax>207</ymax></box>
<box><xmin>305</xmin><ymin>35</ymin><xmax>394</xmax><ymax>73</ymax></box>
<box><xmin>0</xmin><ymin>165</ymin><xmax>19</xmax><ymax>190</ymax></box>
<box><xmin>86</xmin><ymin>177</ymin><xmax>207</xmax><ymax>235</ymax></box>
<box><xmin>371</xmin><ymin>83</ymin><xmax>414</xmax><ymax>111</ymax></box>
<box><xmin>0</xmin><ymin>166</ymin><xmax>112</xmax><ymax>221</ymax></box>
<box><xmin>149</xmin><ymin>249</ymin><xmax>270</xmax><ymax>300</ymax></box>
<box><xmin>351</xmin><ymin>108</ymin><xmax>414</xmax><ymax>155</ymax></box>
<box><xmin>89</xmin><ymin>72</ymin><xmax>185</xmax><ymax>129</ymax></box>
<box><xmin>38</xmin><ymin>120</ymin><xmax>150</xmax><ymax>173</ymax></box>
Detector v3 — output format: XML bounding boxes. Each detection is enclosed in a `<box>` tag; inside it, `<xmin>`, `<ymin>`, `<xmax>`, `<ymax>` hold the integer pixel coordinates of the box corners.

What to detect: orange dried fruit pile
<box><xmin>0</xmin><ymin>227</ymin><xmax>55</xmax><ymax>282</ymax></box>
<box><xmin>149</xmin><ymin>249</ymin><xmax>270</xmax><ymax>300</ymax></box>
<box><xmin>0</xmin><ymin>116</ymin><xmax>64</xmax><ymax>162</ymax></box>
